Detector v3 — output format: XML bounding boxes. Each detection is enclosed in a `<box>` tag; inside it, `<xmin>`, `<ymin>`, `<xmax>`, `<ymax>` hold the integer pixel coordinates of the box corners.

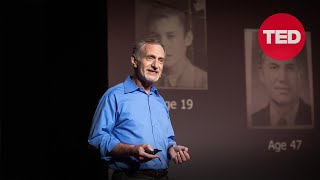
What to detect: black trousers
<box><xmin>111</xmin><ymin>170</ymin><xmax>170</xmax><ymax>180</ymax></box>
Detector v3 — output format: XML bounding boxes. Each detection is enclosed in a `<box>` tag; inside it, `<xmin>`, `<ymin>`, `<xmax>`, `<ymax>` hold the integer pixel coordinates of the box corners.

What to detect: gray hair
<box><xmin>132</xmin><ymin>38</ymin><xmax>166</xmax><ymax>60</ymax></box>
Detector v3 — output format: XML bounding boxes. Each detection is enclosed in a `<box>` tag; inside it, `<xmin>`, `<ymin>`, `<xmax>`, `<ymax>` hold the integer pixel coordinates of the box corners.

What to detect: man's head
<box><xmin>131</xmin><ymin>38</ymin><xmax>166</xmax><ymax>84</ymax></box>
<box><xmin>146</xmin><ymin>5</ymin><xmax>193</xmax><ymax>69</ymax></box>
<box><xmin>258</xmin><ymin>52</ymin><xmax>302</xmax><ymax>106</ymax></box>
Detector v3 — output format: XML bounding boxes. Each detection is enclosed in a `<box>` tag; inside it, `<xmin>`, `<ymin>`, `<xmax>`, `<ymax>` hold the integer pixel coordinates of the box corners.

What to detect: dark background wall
<box><xmin>3</xmin><ymin>0</ymin><xmax>108</xmax><ymax>179</ymax></box>
<box><xmin>2</xmin><ymin>0</ymin><xmax>319</xmax><ymax>180</ymax></box>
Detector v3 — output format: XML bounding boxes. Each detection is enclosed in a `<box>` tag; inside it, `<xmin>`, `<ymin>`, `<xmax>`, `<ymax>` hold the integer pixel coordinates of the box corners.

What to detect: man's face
<box><xmin>259</xmin><ymin>55</ymin><xmax>301</xmax><ymax>105</ymax></box>
<box><xmin>148</xmin><ymin>15</ymin><xmax>191</xmax><ymax>69</ymax></box>
<box><xmin>134</xmin><ymin>44</ymin><xmax>165</xmax><ymax>83</ymax></box>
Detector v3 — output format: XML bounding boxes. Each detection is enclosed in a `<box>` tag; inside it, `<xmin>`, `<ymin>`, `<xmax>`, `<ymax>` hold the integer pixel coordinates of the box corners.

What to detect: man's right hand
<box><xmin>132</xmin><ymin>144</ymin><xmax>159</xmax><ymax>162</ymax></box>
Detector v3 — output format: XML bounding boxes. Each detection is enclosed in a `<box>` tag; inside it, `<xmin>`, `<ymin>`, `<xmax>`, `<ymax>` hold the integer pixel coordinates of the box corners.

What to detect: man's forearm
<box><xmin>110</xmin><ymin>143</ymin><xmax>136</xmax><ymax>157</ymax></box>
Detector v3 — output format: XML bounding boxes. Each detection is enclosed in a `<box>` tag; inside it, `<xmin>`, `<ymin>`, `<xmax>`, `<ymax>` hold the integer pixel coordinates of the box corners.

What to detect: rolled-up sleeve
<box><xmin>88</xmin><ymin>92</ymin><xmax>120</xmax><ymax>159</ymax></box>
<box><xmin>167</xmin><ymin>116</ymin><xmax>176</xmax><ymax>147</ymax></box>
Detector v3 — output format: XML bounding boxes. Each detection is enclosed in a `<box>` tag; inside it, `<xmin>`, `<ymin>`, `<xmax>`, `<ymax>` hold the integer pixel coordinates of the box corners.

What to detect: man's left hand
<box><xmin>168</xmin><ymin>145</ymin><xmax>190</xmax><ymax>164</ymax></box>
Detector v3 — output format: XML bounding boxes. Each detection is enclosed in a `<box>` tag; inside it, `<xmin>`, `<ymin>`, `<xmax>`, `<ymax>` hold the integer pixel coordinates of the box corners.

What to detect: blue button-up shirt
<box><xmin>88</xmin><ymin>76</ymin><xmax>176</xmax><ymax>170</ymax></box>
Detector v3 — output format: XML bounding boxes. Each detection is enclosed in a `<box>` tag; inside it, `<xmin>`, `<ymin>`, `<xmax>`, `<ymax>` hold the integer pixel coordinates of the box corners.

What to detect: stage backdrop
<box><xmin>107</xmin><ymin>0</ymin><xmax>319</xmax><ymax>179</ymax></box>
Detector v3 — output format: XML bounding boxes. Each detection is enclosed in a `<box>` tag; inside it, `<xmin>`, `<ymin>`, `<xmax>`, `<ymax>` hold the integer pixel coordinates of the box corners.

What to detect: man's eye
<box><xmin>149</xmin><ymin>33</ymin><xmax>160</xmax><ymax>39</ymax></box>
<box><xmin>167</xmin><ymin>33</ymin><xmax>175</xmax><ymax>40</ymax></box>
<box><xmin>269</xmin><ymin>65</ymin><xmax>278</xmax><ymax>70</ymax></box>
<box><xmin>147</xmin><ymin>56</ymin><xmax>155</xmax><ymax>60</ymax></box>
<box><xmin>286</xmin><ymin>65</ymin><xmax>297</xmax><ymax>71</ymax></box>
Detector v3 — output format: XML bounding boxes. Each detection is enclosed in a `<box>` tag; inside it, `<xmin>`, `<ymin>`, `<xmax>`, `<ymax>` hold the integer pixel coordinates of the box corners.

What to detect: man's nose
<box><xmin>151</xmin><ymin>59</ymin><xmax>160</xmax><ymax>69</ymax></box>
<box><xmin>160</xmin><ymin>37</ymin><xmax>169</xmax><ymax>48</ymax></box>
<box><xmin>277</xmin><ymin>68</ymin><xmax>288</xmax><ymax>81</ymax></box>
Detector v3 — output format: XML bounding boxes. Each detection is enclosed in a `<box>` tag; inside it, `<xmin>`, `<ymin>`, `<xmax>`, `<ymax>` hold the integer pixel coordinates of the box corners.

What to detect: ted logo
<box><xmin>258</xmin><ymin>13</ymin><xmax>306</xmax><ymax>60</ymax></box>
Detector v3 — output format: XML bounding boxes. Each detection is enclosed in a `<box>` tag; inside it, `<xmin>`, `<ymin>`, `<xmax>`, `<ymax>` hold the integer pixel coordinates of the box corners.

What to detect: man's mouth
<box><xmin>274</xmin><ymin>86</ymin><xmax>290</xmax><ymax>93</ymax></box>
<box><xmin>274</xmin><ymin>86</ymin><xmax>289</xmax><ymax>90</ymax></box>
<box><xmin>147</xmin><ymin>69</ymin><xmax>159</xmax><ymax>75</ymax></box>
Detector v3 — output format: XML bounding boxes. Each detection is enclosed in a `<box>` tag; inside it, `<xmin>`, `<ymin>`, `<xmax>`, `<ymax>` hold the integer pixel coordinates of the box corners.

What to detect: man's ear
<box><xmin>184</xmin><ymin>30</ymin><xmax>193</xmax><ymax>47</ymax></box>
<box><xmin>258</xmin><ymin>65</ymin><xmax>265</xmax><ymax>84</ymax></box>
<box><xmin>296</xmin><ymin>68</ymin><xmax>303</xmax><ymax>88</ymax></box>
<box><xmin>131</xmin><ymin>56</ymin><xmax>137</xmax><ymax>68</ymax></box>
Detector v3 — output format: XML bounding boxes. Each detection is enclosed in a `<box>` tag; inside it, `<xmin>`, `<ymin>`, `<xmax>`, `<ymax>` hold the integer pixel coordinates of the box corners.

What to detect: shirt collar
<box><xmin>270</xmin><ymin>101</ymin><xmax>299</xmax><ymax>126</ymax></box>
<box><xmin>123</xmin><ymin>75</ymin><xmax>160</xmax><ymax>96</ymax></box>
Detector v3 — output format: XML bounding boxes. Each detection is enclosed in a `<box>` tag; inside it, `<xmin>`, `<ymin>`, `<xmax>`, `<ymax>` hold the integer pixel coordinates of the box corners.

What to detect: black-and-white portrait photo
<box><xmin>245</xmin><ymin>29</ymin><xmax>314</xmax><ymax>129</ymax></box>
<box><xmin>135</xmin><ymin>0</ymin><xmax>208</xmax><ymax>90</ymax></box>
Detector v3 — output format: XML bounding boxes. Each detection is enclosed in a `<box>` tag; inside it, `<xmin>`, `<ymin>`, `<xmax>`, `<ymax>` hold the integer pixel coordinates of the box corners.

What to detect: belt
<box><xmin>115</xmin><ymin>169</ymin><xmax>168</xmax><ymax>179</ymax></box>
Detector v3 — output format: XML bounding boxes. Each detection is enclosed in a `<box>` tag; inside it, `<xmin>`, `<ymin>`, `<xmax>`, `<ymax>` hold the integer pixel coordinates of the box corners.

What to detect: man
<box><xmin>251</xmin><ymin>52</ymin><xmax>312</xmax><ymax>128</ymax></box>
<box><xmin>88</xmin><ymin>38</ymin><xmax>190</xmax><ymax>180</ymax></box>
<box><xmin>145</xmin><ymin>3</ymin><xmax>208</xmax><ymax>89</ymax></box>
